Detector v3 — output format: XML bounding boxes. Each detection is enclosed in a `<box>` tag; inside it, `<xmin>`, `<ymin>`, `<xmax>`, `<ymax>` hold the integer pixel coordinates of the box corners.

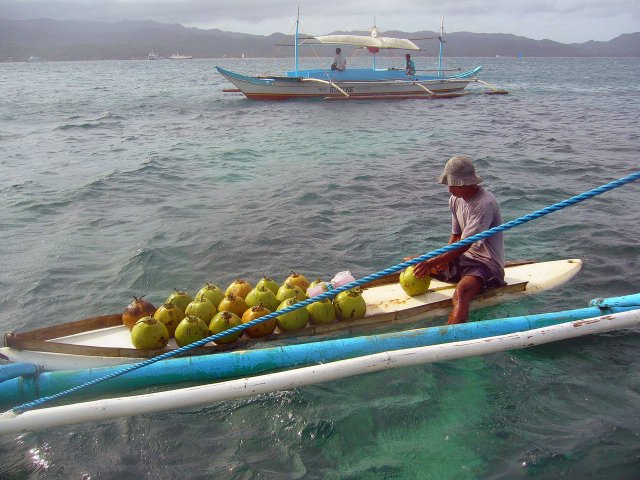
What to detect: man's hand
<box><xmin>404</xmin><ymin>254</ymin><xmax>431</xmax><ymax>279</ymax></box>
<box><xmin>413</xmin><ymin>260</ymin><xmax>432</xmax><ymax>279</ymax></box>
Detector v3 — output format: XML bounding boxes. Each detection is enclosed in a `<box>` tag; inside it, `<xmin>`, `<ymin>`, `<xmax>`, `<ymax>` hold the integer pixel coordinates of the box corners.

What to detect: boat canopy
<box><xmin>302</xmin><ymin>34</ymin><xmax>421</xmax><ymax>51</ymax></box>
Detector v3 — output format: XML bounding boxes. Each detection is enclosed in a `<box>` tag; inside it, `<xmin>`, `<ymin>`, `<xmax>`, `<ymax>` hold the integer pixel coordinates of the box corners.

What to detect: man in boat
<box><xmin>405</xmin><ymin>54</ymin><xmax>416</xmax><ymax>76</ymax></box>
<box><xmin>413</xmin><ymin>155</ymin><xmax>505</xmax><ymax>324</ymax></box>
<box><xmin>331</xmin><ymin>48</ymin><xmax>346</xmax><ymax>71</ymax></box>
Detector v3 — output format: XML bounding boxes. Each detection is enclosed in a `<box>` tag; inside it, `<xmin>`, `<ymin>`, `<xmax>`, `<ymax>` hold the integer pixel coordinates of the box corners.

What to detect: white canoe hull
<box><xmin>0</xmin><ymin>259</ymin><xmax>583</xmax><ymax>371</ymax></box>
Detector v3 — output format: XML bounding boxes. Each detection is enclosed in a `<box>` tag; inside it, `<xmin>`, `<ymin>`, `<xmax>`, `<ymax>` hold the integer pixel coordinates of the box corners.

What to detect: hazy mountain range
<box><xmin>1</xmin><ymin>18</ymin><xmax>639</xmax><ymax>62</ymax></box>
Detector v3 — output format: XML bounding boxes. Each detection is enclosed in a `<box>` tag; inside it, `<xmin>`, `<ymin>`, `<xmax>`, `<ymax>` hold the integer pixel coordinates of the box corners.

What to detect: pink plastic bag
<box><xmin>307</xmin><ymin>282</ymin><xmax>330</xmax><ymax>297</ymax></box>
<box><xmin>330</xmin><ymin>271</ymin><xmax>356</xmax><ymax>288</ymax></box>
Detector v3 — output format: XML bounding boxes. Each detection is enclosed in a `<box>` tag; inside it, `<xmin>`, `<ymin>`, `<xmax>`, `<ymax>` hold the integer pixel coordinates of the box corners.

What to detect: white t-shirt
<box><xmin>333</xmin><ymin>54</ymin><xmax>346</xmax><ymax>71</ymax></box>
<box><xmin>449</xmin><ymin>187</ymin><xmax>505</xmax><ymax>277</ymax></box>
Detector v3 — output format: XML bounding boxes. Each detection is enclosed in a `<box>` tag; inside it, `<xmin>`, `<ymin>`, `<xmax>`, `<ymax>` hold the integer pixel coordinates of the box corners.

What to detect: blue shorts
<box><xmin>432</xmin><ymin>256</ymin><xmax>505</xmax><ymax>291</ymax></box>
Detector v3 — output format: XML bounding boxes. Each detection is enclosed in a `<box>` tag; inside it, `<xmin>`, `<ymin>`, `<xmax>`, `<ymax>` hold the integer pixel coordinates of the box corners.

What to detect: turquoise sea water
<box><xmin>1</xmin><ymin>56</ymin><xmax>639</xmax><ymax>478</ymax></box>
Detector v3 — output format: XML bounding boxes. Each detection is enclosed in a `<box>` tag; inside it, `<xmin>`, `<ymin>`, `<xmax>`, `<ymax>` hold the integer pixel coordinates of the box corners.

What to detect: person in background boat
<box><xmin>331</xmin><ymin>48</ymin><xmax>346</xmax><ymax>71</ymax></box>
<box><xmin>411</xmin><ymin>155</ymin><xmax>505</xmax><ymax>324</ymax></box>
<box><xmin>405</xmin><ymin>54</ymin><xmax>416</xmax><ymax>76</ymax></box>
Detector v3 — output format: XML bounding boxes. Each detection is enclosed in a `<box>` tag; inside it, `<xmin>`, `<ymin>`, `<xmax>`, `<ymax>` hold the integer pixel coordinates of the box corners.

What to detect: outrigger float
<box><xmin>3</xmin><ymin>290</ymin><xmax>640</xmax><ymax>410</ymax></box>
<box><xmin>1</xmin><ymin>294</ymin><xmax>640</xmax><ymax>435</ymax></box>
<box><xmin>217</xmin><ymin>15</ymin><xmax>507</xmax><ymax>100</ymax></box>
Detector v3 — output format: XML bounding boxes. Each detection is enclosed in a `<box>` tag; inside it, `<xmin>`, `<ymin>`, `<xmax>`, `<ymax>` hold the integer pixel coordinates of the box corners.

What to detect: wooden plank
<box><xmin>10</xmin><ymin>314</ymin><xmax>123</xmax><ymax>341</ymax></box>
<box><xmin>361</xmin><ymin>273</ymin><xmax>400</xmax><ymax>289</ymax></box>
<box><xmin>5</xmin><ymin>337</ymin><xmax>164</xmax><ymax>358</ymax></box>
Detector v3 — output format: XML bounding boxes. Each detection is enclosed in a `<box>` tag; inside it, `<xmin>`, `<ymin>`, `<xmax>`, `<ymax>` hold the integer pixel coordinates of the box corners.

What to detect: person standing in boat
<box><xmin>412</xmin><ymin>155</ymin><xmax>505</xmax><ymax>324</ymax></box>
<box><xmin>405</xmin><ymin>54</ymin><xmax>416</xmax><ymax>76</ymax></box>
<box><xmin>331</xmin><ymin>48</ymin><xmax>346</xmax><ymax>71</ymax></box>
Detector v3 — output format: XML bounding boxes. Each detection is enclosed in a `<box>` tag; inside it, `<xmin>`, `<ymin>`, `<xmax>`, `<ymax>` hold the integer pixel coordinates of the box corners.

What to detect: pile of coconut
<box><xmin>122</xmin><ymin>272</ymin><xmax>370</xmax><ymax>350</ymax></box>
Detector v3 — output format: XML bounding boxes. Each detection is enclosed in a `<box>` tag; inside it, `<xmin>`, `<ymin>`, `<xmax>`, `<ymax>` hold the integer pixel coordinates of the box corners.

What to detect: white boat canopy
<box><xmin>302</xmin><ymin>34</ymin><xmax>421</xmax><ymax>50</ymax></box>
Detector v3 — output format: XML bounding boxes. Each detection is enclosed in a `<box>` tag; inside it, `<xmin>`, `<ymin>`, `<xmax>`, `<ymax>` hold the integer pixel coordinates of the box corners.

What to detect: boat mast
<box><xmin>294</xmin><ymin>8</ymin><xmax>300</xmax><ymax>75</ymax></box>
<box><xmin>438</xmin><ymin>15</ymin><xmax>444</xmax><ymax>77</ymax></box>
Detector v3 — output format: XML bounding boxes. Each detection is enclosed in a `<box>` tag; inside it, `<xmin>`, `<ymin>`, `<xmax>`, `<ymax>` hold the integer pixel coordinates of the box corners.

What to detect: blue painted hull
<box><xmin>2</xmin><ymin>294</ymin><xmax>639</xmax><ymax>408</ymax></box>
<box><xmin>216</xmin><ymin>66</ymin><xmax>485</xmax><ymax>100</ymax></box>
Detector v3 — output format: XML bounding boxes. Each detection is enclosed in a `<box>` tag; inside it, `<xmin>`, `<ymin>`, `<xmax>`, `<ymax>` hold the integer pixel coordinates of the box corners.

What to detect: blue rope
<box><xmin>9</xmin><ymin>171</ymin><xmax>640</xmax><ymax>414</ymax></box>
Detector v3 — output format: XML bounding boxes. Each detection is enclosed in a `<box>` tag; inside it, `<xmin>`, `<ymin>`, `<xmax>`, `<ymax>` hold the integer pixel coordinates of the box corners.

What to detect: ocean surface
<box><xmin>1</xmin><ymin>55</ymin><xmax>639</xmax><ymax>479</ymax></box>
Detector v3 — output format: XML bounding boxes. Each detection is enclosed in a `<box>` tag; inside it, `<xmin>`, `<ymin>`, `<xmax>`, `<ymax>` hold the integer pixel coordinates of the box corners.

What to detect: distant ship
<box><xmin>28</xmin><ymin>56</ymin><xmax>44</xmax><ymax>62</ymax></box>
<box><xmin>168</xmin><ymin>52</ymin><xmax>193</xmax><ymax>60</ymax></box>
<box><xmin>148</xmin><ymin>51</ymin><xmax>163</xmax><ymax>60</ymax></box>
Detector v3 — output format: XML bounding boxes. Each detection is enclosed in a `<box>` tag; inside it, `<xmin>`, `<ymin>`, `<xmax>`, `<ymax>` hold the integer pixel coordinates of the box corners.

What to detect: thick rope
<box><xmin>8</xmin><ymin>171</ymin><xmax>640</xmax><ymax>414</ymax></box>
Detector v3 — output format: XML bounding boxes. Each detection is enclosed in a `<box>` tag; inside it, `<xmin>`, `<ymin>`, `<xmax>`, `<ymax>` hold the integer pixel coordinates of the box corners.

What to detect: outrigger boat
<box><xmin>1</xmin><ymin>259</ymin><xmax>581</xmax><ymax>372</ymax></box>
<box><xmin>4</xmin><ymin>173</ymin><xmax>640</xmax><ymax>434</ymax></box>
<box><xmin>3</xmin><ymin>291</ymin><xmax>640</xmax><ymax>410</ymax></box>
<box><xmin>2</xmin><ymin>293</ymin><xmax>640</xmax><ymax>435</ymax></box>
<box><xmin>216</xmin><ymin>15</ymin><xmax>507</xmax><ymax>100</ymax></box>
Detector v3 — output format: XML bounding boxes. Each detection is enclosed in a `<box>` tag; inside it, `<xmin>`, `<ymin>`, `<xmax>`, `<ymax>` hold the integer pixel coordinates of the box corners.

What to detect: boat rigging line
<box><xmin>5</xmin><ymin>171</ymin><xmax>640</xmax><ymax>415</ymax></box>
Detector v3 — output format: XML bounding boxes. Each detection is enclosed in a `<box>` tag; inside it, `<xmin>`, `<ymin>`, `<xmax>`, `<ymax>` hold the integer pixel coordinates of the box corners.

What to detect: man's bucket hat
<box><xmin>436</xmin><ymin>155</ymin><xmax>483</xmax><ymax>186</ymax></box>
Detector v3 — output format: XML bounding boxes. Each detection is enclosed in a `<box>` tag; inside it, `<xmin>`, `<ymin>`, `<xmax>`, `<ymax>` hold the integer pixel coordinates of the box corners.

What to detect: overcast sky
<box><xmin>2</xmin><ymin>0</ymin><xmax>639</xmax><ymax>43</ymax></box>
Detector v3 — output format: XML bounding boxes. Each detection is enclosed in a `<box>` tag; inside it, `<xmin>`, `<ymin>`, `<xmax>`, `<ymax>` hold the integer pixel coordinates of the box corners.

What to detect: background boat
<box><xmin>217</xmin><ymin>18</ymin><xmax>507</xmax><ymax>100</ymax></box>
<box><xmin>168</xmin><ymin>52</ymin><xmax>193</xmax><ymax>60</ymax></box>
<box><xmin>216</xmin><ymin>65</ymin><xmax>491</xmax><ymax>100</ymax></box>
